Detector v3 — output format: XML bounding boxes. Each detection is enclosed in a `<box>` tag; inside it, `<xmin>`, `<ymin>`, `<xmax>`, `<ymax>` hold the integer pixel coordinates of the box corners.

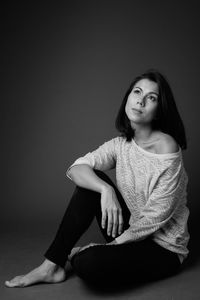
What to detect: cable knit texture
<box><xmin>66</xmin><ymin>136</ymin><xmax>190</xmax><ymax>264</ymax></box>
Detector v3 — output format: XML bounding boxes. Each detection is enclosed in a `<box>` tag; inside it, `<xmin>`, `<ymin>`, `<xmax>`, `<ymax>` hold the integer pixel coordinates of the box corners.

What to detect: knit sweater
<box><xmin>66</xmin><ymin>136</ymin><xmax>190</xmax><ymax>264</ymax></box>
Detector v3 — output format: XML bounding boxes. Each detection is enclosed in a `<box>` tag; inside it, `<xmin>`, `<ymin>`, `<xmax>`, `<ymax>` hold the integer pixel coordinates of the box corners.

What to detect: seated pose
<box><xmin>5</xmin><ymin>69</ymin><xmax>190</xmax><ymax>288</ymax></box>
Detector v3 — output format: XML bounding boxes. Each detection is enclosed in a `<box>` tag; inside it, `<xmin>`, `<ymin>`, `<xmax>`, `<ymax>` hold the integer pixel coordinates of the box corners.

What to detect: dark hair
<box><xmin>115</xmin><ymin>69</ymin><xmax>187</xmax><ymax>150</ymax></box>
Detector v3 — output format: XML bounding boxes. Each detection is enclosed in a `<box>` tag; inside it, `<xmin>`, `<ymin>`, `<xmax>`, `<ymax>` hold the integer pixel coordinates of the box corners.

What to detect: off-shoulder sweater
<box><xmin>66</xmin><ymin>136</ymin><xmax>190</xmax><ymax>264</ymax></box>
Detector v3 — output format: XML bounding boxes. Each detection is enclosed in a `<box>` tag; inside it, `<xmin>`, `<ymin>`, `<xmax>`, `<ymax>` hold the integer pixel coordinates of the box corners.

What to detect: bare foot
<box><xmin>5</xmin><ymin>259</ymin><xmax>66</xmax><ymax>288</ymax></box>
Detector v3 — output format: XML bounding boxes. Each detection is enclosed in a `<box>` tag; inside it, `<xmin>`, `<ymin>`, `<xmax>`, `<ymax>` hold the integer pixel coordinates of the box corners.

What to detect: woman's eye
<box><xmin>133</xmin><ymin>89</ymin><xmax>140</xmax><ymax>94</ymax></box>
<box><xmin>149</xmin><ymin>95</ymin><xmax>157</xmax><ymax>101</ymax></box>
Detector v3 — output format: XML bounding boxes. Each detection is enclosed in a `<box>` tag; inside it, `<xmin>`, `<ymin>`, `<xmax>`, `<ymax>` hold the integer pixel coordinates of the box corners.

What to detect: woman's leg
<box><xmin>6</xmin><ymin>169</ymin><xmax>125</xmax><ymax>287</ymax></box>
<box><xmin>44</xmin><ymin>169</ymin><xmax>130</xmax><ymax>266</ymax></box>
<box><xmin>71</xmin><ymin>237</ymin><xmax>181</xmax><ymax>285</ymax></box>
<box><xmin>5</xmin><ymin>169</ymin><xmax>132</xmax><ymax>287</ymax></box>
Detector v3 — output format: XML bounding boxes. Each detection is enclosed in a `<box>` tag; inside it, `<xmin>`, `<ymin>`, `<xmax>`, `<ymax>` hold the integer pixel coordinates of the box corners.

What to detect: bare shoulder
<box><xmin>156</xmin><ymin>133</ymin><xmax>179</xmax><ymax>154</ymax></box>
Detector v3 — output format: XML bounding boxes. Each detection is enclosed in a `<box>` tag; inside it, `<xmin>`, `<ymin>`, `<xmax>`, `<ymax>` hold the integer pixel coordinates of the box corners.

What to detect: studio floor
<box><xmin>1</xmin><ymin>224</ymin><xmax>200</xmax><ymax>300</ymax></box>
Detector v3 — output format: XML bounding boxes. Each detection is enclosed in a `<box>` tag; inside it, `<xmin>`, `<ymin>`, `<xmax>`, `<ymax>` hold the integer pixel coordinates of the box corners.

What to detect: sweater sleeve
<box><xmin>66</xmin><ymin>137</ymin><xmax>118</xmax><ymax>180</ymax></box>
<box><xmin>115</xmin><ymin>157</ymin><xmax>188</xmax><ymax>244</ymax></box>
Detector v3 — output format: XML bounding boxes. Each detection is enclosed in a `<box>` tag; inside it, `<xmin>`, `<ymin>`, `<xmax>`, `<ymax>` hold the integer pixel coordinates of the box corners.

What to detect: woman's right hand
<box><xmin>100</xmin><ymin>186</ymin><xmax>123</xmax><ymax>238</ymax></box>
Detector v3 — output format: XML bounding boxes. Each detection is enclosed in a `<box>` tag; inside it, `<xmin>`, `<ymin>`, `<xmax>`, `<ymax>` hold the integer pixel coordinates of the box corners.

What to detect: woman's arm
<box><xmin>69</xmin><ymin>164</ymin><xmax>123</xmax><ymax>238</ymax></box>
<box><xmin>68</xmin><ymin>164</ymin><xmax>111</xmax><ymax>193</ymax></box>
<box><xmin>66</xmin><ymin>137</ymin><xmax>118</xmax><ymax>181</ymax></box>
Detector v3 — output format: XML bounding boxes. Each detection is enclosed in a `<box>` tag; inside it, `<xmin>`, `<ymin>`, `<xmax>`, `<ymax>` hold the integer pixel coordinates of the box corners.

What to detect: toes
<box><xmin>5</xmin><ymin>280</ymin><xmax>17</xmax><ymax>287</ymax></box>
<box><xmin>5</xmin><ymin>281</ymin><xmax>11</xmax><ymax>287</ymax></box>
<box><xmin>5</xmin><ymin>276</ymin><xmax>24</xmax><ymax>287</ymax></box>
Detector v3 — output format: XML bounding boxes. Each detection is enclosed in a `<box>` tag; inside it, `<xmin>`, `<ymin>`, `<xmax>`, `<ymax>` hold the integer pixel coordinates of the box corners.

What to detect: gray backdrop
<box><xmin>2</xmin><ymin>1</ymin><xmax>200</xmax><ymax>248</ymax></box>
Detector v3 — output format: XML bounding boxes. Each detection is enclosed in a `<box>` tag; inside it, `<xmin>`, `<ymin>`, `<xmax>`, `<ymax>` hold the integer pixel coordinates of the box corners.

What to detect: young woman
<box><xmin>5</xmin><ymin>69</ymin><xmax>190</xmax><ymax>288</ymax></box>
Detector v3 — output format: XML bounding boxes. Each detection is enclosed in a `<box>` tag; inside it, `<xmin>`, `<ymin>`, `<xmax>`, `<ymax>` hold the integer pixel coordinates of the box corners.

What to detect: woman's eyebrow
<box><xmin>134</xmin><ymin>86</ymin><xmax>142</xmax><ymax>90</ymax></box>
<box><xmin>149</xmin><ymin>92</ymin><xmax>159</xmax><ymax>96</ymax></box>
<box><xmin>134</xmin><ymin>86</ymin><xmax>159</xmax><ymax>96</ymax></box>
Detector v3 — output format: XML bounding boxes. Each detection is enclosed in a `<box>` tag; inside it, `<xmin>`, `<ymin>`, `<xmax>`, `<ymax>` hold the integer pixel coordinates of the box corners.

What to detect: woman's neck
<box><xmin>132</xmin><ymin>124</ymin><xmax>156</xmax><ymax>144</ymax></box>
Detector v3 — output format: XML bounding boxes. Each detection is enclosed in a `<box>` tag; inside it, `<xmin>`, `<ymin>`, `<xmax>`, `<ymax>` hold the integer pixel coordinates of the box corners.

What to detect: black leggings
<box><xmin>44</xmin><ymin>170</ymin><xmax>181</xmax><ymax>284</ymax></box>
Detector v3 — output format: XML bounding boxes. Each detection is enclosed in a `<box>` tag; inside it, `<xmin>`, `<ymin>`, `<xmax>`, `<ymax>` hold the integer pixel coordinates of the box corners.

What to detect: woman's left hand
<box><xmin>68</xmin><ymin>241</ymin><xmax>117</xmax><ymax>262</ymax></box>
<box><xmin>68</xmin><ymin>243</ymin><xmax>102</xmax><ymax>262</ymax></box>
<box><xmin>106</xmin><ymin>240</ymin><xmax>117</xmax><ymax>245</ymax></box>
<box><xmin>79</xmin><ymin>242</ymin><xmax>104</xmax><ymax>252</ymax></box>
<box><xmin>80</xmin><ymin>240</ymin><xmax>117</xmax><ymax>252</ymax></box>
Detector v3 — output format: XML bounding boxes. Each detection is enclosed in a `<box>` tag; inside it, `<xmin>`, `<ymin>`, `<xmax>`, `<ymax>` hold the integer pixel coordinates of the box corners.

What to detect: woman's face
<box><xmin>125</xmin><ymin>78</ymin><xmax>159</xmax><ymax>127</ymax></box>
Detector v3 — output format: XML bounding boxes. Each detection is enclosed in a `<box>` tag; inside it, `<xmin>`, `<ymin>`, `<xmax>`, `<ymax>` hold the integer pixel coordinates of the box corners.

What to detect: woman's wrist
<box><xmin>100</xmin><ymin>183</ymin><xmax>114</xmax><ymax>194</ymax></box>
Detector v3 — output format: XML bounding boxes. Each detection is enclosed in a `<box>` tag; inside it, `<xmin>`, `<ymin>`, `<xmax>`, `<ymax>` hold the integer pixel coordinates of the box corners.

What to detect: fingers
<box><xmin>100</xmin><ymin>188</ymin><xmax>124</xmax><ymax>238</ymax></box>
<box><xmin>107</xmin><ymin>210</ymin><xmax>113</xmax><ymax>236</ymax></box>
<box><xmin>112</xmin><ymin>209</ymin><xmax>118</xmax><ymax>238</ymax></box>
<box><xmin>68</xmin><ymin>247</ymin><xmax>81</xmax><ymax>261</ymax></box>
<box><xmin>101</xmin><ymin>211</ymin><xmax>107</xmax><ymax>229</ymax></box>
<box><xmin>118</xmin><ymin>211</ymin><xmax>123</xmax><ymax>235</ymax></box>
<box><xmin>103</xmin><ymin>208</ymin><xmax>123</xmax><ymax>238</ymax></box>
<box><xmin>112</xmin><ymin>208</ymin><xmax>123</xmax><ymax>237</ymax></box>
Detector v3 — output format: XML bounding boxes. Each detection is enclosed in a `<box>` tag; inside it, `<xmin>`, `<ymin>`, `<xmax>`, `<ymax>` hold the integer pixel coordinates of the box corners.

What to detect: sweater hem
<box><xmin>152</xmin><ymin>236</ymin><xmax>188</xmax><ymax>264</ymax></box>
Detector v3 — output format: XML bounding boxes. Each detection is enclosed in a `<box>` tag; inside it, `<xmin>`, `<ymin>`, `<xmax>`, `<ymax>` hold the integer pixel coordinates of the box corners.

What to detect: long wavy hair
<box><xmin>115</xmin><ymin>69</ymin><xmax>187</xmax><ymax>150</ymax></box>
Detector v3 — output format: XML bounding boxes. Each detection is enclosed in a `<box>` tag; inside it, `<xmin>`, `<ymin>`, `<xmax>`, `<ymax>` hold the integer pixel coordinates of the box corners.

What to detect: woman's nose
<box><xmin>137</xmin><ymin>97</ymin><xmax>145</xmax><ymax>106</ymax></box>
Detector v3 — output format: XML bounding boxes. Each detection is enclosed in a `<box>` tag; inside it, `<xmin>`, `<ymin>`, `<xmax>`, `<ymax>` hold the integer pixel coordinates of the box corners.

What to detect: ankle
<box><xmin>42</xmin><ymin>259</ymin><xmax>58</xmax><ymax>270</ymax></box>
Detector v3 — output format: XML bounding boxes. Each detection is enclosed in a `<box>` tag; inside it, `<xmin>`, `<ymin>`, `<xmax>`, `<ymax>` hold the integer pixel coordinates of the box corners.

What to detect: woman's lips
<box><xmin>132</xmin><ymin>108</ymin><xmax>142</xmax><ymax>113</ymax></box>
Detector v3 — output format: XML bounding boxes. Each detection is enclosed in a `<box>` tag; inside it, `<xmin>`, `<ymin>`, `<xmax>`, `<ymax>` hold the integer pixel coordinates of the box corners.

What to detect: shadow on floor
<box><xmin>76</xmin><ymin>270</ymin><xmax>181</xmax><ymax>296</ymax></box>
